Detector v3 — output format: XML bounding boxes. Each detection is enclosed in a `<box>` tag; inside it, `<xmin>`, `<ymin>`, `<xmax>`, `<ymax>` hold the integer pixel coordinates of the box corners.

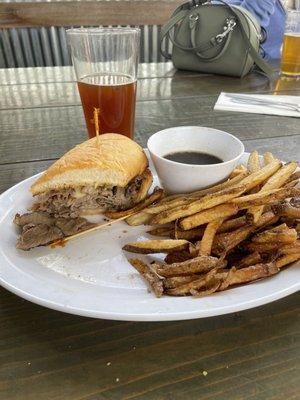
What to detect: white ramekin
<box><xmin>147</xmin><ymin>126</ymin><xmax>245</xmax><ymax>194</ymax></box>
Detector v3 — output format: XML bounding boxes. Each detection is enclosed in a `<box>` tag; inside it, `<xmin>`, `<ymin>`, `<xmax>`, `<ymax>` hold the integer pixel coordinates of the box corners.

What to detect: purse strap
<box><xmin>160</xmin><ymin>1</ymin><xmax>275</xmax><ymax>76</ymax></box>
<box><xmin>223</xmin><ymin>2</ymin><xmax>275</xmax><ymax>76</ymax></box>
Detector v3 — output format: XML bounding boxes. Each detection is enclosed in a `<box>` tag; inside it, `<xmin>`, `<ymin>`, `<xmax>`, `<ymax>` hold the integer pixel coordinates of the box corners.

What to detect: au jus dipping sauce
<box><xmin>163</xmin><ymin>151</ymin><xmax>223</xmax><ymax>165</ymax></box>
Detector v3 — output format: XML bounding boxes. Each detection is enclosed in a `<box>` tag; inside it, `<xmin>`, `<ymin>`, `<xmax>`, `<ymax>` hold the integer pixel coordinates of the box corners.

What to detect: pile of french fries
<box><xmin>116</xmin><ymin>151</ymin><xmax>300</xmax><ymax>298</ymax></box>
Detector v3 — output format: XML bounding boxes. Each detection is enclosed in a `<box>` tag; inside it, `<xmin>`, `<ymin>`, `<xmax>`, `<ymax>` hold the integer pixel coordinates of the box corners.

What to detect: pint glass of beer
<box><xmin>67</xmin><ymin>28</ymin><xmax>140</xmax><ymax>138</ymax></box>
<box><xmin>281</xmin><ymin>10</ymin><xmax>300</xmax><ymax>76</ymax></box>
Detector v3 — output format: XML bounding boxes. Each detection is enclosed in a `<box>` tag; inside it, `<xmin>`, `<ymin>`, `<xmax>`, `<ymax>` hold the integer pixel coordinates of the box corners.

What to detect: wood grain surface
<box><xmin>0</xmin><ymin>0</ymin><xmax>183</xmax><ymax>28</ymax></box>
<box><xmin>0</xmin><ymin>74</ymin><xmax>271</xmax><ymax>110</ymax></box>
<box><xmin>5</xmin><ymin>67</ymin><xmax>300</xmax><ymax>110</ymax></box>
<box><xmin>0</xmin><ymin>63</ymin><xmax>299</xmax><ymax>400</ymax></box>
<box><xmin>1</xmin><ymin>97</ymin><xmax>300</xmax><ymax>164</ymax></box>
<box><xmin>0</xmin><ymin>287</ymin><xmax>299</xmax><ymax>400</ymax></box>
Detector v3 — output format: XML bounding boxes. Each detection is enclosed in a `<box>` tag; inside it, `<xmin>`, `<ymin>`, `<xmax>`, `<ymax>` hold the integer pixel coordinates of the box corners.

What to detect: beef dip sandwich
<box><xmin>14</xmin><ymin>133</ymin><xmax>153</xmax><ymax>250</ymax></box>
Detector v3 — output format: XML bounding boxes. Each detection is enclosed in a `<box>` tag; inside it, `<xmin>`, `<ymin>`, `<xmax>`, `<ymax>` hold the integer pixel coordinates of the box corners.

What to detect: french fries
<box><xmin>157</xmin><ymin>256</ymin><xmax>226</xmax><ymax>277</ymax></box>
<box><xmin>129</xmin><ymin>258</ymin><xmax>164</xmax><ymax>297</ymax></box>
<box><xmin>251</xmin><ymin>210</ymin><xmax>279</xmax><ymax>228</ymax></box>
<box><xmin>180</xmin><ymin>203</ymin><xmax>239</xmax><ymax>230</ymax></box>
<box><xmin>164</xmin><ymin>275</ymin><xmax>200</xmax><ymax>289</ymax></box>
<box><xmin>272</xmin><ymin>202</ymin><xmax>300</xmax><ymax>219</ymax></box>
<box><xmin>125</xmin><ymin>212</ymin><xmax>152</xmax><ymax>226</ymax></box>
<box><xmin>231</xmin><ymin>187</ymin><xmax>300</xmax><ymax>209</ymax></box>
<box><xmin>105</xmin><ymin>188</ymin><xmax>164</xmax><ymax>219</ymax></box>
<box><xmin>167</xmin><ymin>263</ymin><xmax>279</xmax><ymax>296</ymax></box>
<box><xmin>221</xmin><ymin>212</ymin><xmax>281</xmax><ymax>254</ymax></box>
<box><xmin>217</xmin><ymin>263</ymin><xmax>279</xmax><ymax>290</ymax></box>
<box><xmin>264</xmin><ymin>152</ymin><xmax>276</xmax><ymax>165</ymax></box>
<box><xmin>251</xmin><ymin>162</ymin><xmax>297</xmax><ymax>193</ymax></box>
<box><xmin>236</xmin><ymin>159</ymin><xmax>281</xmax><ymax>192</ymax></box>
<box><xmin>190</xmin><ymin>282</ymin><xmax>222</xmax><ymax>298</ymax></box>
<box><xmin>199</xmin><ymin>219</ymin><xmax>224</xmax><ymax>256</ymax></box>
<box><xmin>234</xmin><ymin>252</ymin><xmax>262</xmax><ymax>269</ymax></box>
<box><xmin>284</xmin><ymin>179</ymin><xmax>299</xmax><ymax>188</ymax></box>
<box><xmin>147</xmin><ymin>226</ymin><xmax>175</xmax><ymax>237</ymax></box>
<box><xmin>247</xmin><ymin>150</ymin><xmax>261</xmax><ymax>194</ymax></box>
<box><xmin>164</xmin><ymin>250</ymin><xmax>192</xmax><ymax>265</ymax></box>
<box><xmin>166</xmin><ymin>268</ymin><xmax>222</xmax><ymax>296</ymax></box>
<box><xmin>247</xmin><ymin>162</ymin><xmax>298</xmax><ymax>223</ymax></box>
<box><xmin>213</xmin><ymin>211</ymin><xmax>277</xmax><ymax>257</ymax></box>
<box><xmin>213</xmin><ymin>225</ymin><xmax>254</xmax><ymax>256</ymax></box>
<box><xmin>218</xmin><ymin>216</ymin><xmax>247</xmax><ymax>233</ymax></box>
<box><xmin>123</xmin><ymin>239</ymin><xmax>190</xmax><ymax>254</ymax></box>
<box><xmin>144</xmin><ymin>197</ymin><xmax>192</xmax><ymax>215</ymax></box>
<box><xmin>279</xmin><ymin>241</ymin><xmax>300</xmax><ymax>255</ymax></box>
<box><xmin>148</xmin><ymin>225</ymin><xmax>205</xmax><ymax>241</ymax></box>
<box><xmin>151</xmin><ymin>186</ymin><xmax>245</xmax><ymax>225</ymax></box>
<box><xmin>229</xmin><ymin>164</ymin><xmax>247</xmax><ymax>178</ymax></box>
<box><xmin>171</xmin><ymin>227</ymin><xmax>205</xmax><ymax>240</ymax></box>
<box><xmin>122</xmin><ymin>150</ymin><xmax>299</xmax><ymax>299</ymax></box>
<box><xmin>231</xmin><ymin>188</ymin><xmax>281</xmax><ymax>206</ymax></box>
<box><xmin>243</xmin><ymin>242</ymin><xmax>280</xmax><ymax>253</ymax></box>
<box><xmin>251</xmin><ymin>225</ymin><xmax>297</xmax><ymax>244</ymax></box>
<box><xmin>186</xmin><ymin>170</ymin><xmax>248</xmax><ymax>198</ymax></box>
<box><xmin>247</xmin><ymin>150</ymin><xmax>261</xmax><ymax>173</ymax></box>
<box><xmin>289</xmin><ymin>171</ymin><xmax>300</xmax><ymax>182</ymax></box>
<box><xmin>291</xmin><ymin>197</ymin><xmax>300</xmax><ymax>208</ymax></box>
<box><xmin>276</xmin><ymin>253</ymin><xmax>300</xmax><ymax>269</ymax></box>
<box><xmin>122</xmin><ymin>172</ymin><xmax>248</xmax><ymax>228</ymax></box>
<box><xmin>149</xmin><ymin>217</ymin><xmax>249</xmax><ymax>238</ymax></box>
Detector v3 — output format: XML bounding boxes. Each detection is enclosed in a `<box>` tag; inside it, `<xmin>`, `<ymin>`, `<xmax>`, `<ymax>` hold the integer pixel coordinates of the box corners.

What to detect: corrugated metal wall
<box><xmin>1</xmin><ymin>0</ymin><xmax>299</xmax><ymax>68</ymax></box>
<box><xmin>0</xmin><ymin>25</ymin><xmax>171</xmax><ymax>68</ymax></box>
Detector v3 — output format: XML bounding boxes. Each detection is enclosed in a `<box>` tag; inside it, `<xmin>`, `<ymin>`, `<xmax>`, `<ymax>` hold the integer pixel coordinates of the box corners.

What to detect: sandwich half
<box><xmin>14</xmin><ymin>133</ymin><xmax>153</xmax><ymax>250</ymax></box>
<box><xmin>31</xmin><ymin>133</ymin><xmax>152</xmax><ymax>217</ymax></box>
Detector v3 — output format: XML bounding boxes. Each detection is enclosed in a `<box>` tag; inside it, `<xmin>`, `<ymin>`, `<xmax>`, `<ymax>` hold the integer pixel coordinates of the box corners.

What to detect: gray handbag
<box><xmin>160</xmin><ymin>0</ymin><xmax>274</xmax><ymax>77</ymax></box>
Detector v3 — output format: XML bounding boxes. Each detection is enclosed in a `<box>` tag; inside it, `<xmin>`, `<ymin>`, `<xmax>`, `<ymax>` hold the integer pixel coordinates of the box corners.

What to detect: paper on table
<box><xmin>214</xmin><ymin>92</ymin><xmax>300</xmax><ymax>118</ymax></box>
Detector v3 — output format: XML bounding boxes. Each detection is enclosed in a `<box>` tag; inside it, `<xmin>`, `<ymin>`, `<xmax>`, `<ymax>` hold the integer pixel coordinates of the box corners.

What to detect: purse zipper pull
<box><xmin>215</xmin><ymin>18</ymin><xmax>237</xmax><ymax>43</ymax></box>
<box><xmin>189</xmin><ymin>13</ymin><xmax>199</xmax><ymax>29</ymax></box>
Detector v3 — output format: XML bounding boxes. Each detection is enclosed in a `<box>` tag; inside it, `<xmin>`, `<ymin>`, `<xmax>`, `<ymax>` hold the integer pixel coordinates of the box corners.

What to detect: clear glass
<box><xmin>281</xmin><ymin>10</ymin><xmax>300</xmax><ymax>76</ymax></box>
<box><xmin>67</xmin><ymin>28</ymin><xmax>140</xmax><ymax>138</ymax></box>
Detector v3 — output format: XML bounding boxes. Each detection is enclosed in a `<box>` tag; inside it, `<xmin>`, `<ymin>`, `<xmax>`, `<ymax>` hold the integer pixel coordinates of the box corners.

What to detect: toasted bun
<box><xmin>30</xmin><ymin>134</ymin><xmax>148</xmax><ymax>196</ymax></box>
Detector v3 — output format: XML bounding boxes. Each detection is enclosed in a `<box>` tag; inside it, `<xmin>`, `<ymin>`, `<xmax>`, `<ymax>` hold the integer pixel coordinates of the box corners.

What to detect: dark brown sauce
<box><xmin>164</xmin><ymin>151</ymin><xmax>223</xmax><ymax>165</ymax></box>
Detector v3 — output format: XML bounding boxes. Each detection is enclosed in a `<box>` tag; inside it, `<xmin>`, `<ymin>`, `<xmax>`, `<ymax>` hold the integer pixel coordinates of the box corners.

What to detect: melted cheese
<box><xmin>73</xmin><ymin>188</ymin><xmax>85</xmax><ymax>199</ymax></box>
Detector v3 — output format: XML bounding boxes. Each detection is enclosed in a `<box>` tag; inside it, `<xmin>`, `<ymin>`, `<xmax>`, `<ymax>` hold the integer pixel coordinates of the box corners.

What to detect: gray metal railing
<box><xmin>0</xmin><ymin>25</ymin><xmax>171</xmax><ymax>68</ymax></box>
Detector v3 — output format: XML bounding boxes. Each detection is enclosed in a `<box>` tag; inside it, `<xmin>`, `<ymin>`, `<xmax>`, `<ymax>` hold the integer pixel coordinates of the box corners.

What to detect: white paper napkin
<box><xmin>214</xmin><ymin>92</ymin><xmax>300</xmax><ymax>118</ymax></box>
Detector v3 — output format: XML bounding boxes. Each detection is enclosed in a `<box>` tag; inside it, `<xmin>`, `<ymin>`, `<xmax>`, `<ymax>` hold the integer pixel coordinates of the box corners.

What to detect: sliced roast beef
<box><xmin>16</xmin><ymin>224</ymin><xmax>63</xmax><ymax>251</ymax></box>
<box><xmin>31</xmin><ymin>170</ymin><xmax>148</xmax><ymax>218</ymax></box>
<box><xmin>14</xmin><ymin>211</ymin><xmax>55</xmax><ymax>227</ymax></box>
<box><xmin>55</xmin><ymin>217</ymin><xmax>95</xmax><ymax>236</ymax></box>
<box><xmin>15</xmin><ymin>212</ymin><xmax>96</xmax><ymax>250</ymax></box>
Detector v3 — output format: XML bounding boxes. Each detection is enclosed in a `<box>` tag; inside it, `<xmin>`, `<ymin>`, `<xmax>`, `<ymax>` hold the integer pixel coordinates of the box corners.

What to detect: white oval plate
<box><xmin>0</xmin><ymin>153</ymin><xmax>299</xmax><ymax>321</ymax></box>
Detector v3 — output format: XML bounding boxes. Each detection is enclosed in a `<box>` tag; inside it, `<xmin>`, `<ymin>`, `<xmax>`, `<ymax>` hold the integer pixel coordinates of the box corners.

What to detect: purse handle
<box><xmin>160</xmin><ymin>0</ymin><xmax>275</xmax><ymax>76</ymax></box>
<box><xmin>190</xmin><ymin>15</ymin><xmax>234</xmax><ymax>61</ymax></box>
<box><xmin>160</xmin><ymin>9</ymin><xmax>230</xmax><ymax>58</ymax></box>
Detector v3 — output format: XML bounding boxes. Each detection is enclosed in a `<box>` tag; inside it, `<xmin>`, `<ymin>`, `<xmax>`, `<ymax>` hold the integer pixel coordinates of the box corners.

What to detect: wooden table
<box><xmin>0</xmin><ymin>63</ymin><xmax>299</xmax><ymax>400</ymax></box>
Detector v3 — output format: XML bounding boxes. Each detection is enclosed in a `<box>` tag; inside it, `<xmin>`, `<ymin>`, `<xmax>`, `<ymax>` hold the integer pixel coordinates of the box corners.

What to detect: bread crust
<box><xmin>30</xmin><ymin>134</ymin><xmax>148</xmax><ymax>195</ymax></box>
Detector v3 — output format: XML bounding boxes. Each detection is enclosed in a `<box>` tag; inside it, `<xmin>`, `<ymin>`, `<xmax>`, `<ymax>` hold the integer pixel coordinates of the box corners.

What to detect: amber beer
<box><xmin>77</xmin><ymin>73</ymin><xmax>137</xmax><ymax>138</ymax></box>
<box><xmin>67</xmin><ymin>28</ymin><xmax>140</xmax><ymax>138</ymax></box>
<box><xmin>281</xmin><ymin>33</ymin><xmax>300</xmax><ymax>76</ymax></box>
